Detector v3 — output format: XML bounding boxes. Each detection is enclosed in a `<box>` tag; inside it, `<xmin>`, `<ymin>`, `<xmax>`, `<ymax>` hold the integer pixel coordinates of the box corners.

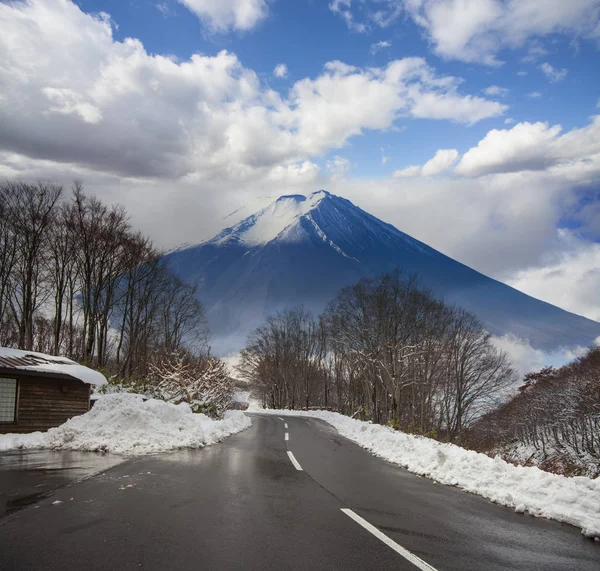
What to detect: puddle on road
<box><xmin>0</xmin><ymin>450</ymin><xmax>125</xmax><ymax>517</ymax></box>
<box><xmin>5</xmin><ymin>490</ymin><xmax>55</xmax><ymax>515</ymax></box>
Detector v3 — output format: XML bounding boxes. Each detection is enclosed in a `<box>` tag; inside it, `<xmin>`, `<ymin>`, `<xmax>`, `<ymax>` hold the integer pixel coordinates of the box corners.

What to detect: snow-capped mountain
<box><xmin>165</xmin><ymin>190</ymin><xmax>600</xmax><ymax>353</ymax></box>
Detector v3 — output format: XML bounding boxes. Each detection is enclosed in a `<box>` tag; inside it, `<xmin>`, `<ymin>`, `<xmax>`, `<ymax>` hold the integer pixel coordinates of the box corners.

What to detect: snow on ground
<box><xmin>259</xmin><ymin>408</ymin><xmax>600</xmax><ymax>538</ymax></box>
<box><xmin>493</xmin><ymin>441</ymin><xmax>600</xmax><ymax>479</ymax></box>
<box><xmin>0</xmin><ymin>394</ymin><xmax>251</xmax><ymax>456</ymax></box>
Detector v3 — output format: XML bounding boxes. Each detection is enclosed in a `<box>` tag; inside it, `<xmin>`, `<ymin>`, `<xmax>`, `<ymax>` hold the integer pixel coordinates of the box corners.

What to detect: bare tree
<box><xmin>70</xmin><ymin>183</ymin><xmax>130</xmax><ymax>364</ymax></box>
<box><xmin>1</xmin><ymin>182</ymin><xmax>63</xmax><ymax>349</ymax></box>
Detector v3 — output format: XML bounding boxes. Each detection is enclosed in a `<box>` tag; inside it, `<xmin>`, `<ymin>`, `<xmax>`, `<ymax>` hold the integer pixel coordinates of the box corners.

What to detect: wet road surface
<box><xmin>0</xmin><ymin>449</ymin><xmax>124</xmax><ymax>517</ymax></box>
<box><xmin>0</xmin><ymin>414</ymin><xmax>598</xmax><ymax>570</ymax></box>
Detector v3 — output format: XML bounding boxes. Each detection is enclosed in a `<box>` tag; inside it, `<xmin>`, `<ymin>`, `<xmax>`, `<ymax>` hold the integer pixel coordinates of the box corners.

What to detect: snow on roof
<box><xmin>0</xmin><ymin>347</ymin><xmax>107</xmax><ymax>386</ymax></box>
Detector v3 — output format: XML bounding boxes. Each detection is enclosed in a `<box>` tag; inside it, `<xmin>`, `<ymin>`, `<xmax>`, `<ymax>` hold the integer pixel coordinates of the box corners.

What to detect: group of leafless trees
<box><xmin>239</xmin><ymin>271</ymin><xmax>516</xmax><ymax>442</ymax></box>
<box><xmin>468</xmin><ymin>347</ymin><xmax>600</xmax><ymax>475</ymax></box>
<box><xmin>0</xmin><ymin>181</ymin><xmax>207</xmax><ymax>382</ymax></box>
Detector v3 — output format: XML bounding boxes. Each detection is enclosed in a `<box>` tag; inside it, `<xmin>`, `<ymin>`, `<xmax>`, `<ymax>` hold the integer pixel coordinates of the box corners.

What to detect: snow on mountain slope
<box><xmin>164</xmin><ymin>191</ymin><xmax>600</xmax><ymax>354</ymax></box>
<box><xmin>212</xmin><ymin>192</ymin><xmax>329</xmax><ymax>247</ymax></box>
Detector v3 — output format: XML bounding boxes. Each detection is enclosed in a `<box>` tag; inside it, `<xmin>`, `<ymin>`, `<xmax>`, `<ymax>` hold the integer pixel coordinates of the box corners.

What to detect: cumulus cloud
<box><xmin>273</xmin><ymin>63</ymin><xmax>288</xmax><ymax>78</ymax></box>
<box><xmin>394</xmin><ymin>148</ymin><xmax>459</xmax><ymax>177</ymax></box>
<box><xmin>421</xmin><ymin>149</ymin><xmax>460</xmax><ymax>176</ymax></box>
<box><xmin>455</xmin><ymin>116</ymin><xmax>600</xmax><ymax>177</ymax></box>
<box><xmin>539</xmin><ymin>62</ymin><xmax>568</xmax><ymax>82</ymax></box>
<box><xmin>0</xmin><ymin>1</ymin><xmax>506</xmax><ymax>183</ymax></box>
<box><xmin>402</xmin><ymin>0</ymin><xmax>600</xmax><ymax>65</ymax></box>
<box><xmin>482</xmin><ymin>85</ymin><xmax>509</xmax><ymax>97</ymax></box>
<box><xmin>178</xmin><ymin>0</ymin><xmax>269</xmax><ymax>31</ymax></box>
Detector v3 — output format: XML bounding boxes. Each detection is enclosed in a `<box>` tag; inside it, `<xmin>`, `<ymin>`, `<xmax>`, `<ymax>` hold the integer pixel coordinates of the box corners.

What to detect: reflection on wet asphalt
<box><xmin>0</xmin><ymin>450</ymin><xmax>125</xmax><ymax>517</ymax></box>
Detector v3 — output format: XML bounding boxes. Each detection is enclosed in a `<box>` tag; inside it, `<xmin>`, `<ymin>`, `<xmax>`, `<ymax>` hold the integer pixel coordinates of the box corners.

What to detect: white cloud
<box><xmin>400</xmin><ymin>0</ymin><xmax>600</xmax><ymax>65</ymax></box>
<box><xmin>482</xmin><ymin>85</ymin><xmax>509</xmax><ymax>97</ymax></box>
<box><xmin>394</xmin><ymin>148</ymin><xmax>459</xmax><ymax>177</ymax></box>
<box><xmin>42</xmin><ymin>87</ymin><xmax>103</xmax><ymax>124</ymax></box>
<box><xmin>456</xmin><ymin>122</ymin><xmax>562</xmax><ymax>176</ymax></box>
<box><xmin>330</xmin><ymin>0</ymin><xmax>402</xmax><ymax>32</ymax></box>
<box><xmin>506</xmin><ymin>230</ymin><xmax>600</xmax><ymax>322</ymax></box>
<box><xmin>455</xmin><ymin>116</ymin><xmax>600</xmax><ymax>177</ymax></box>
<box><xmin>381</xmin><ymin>147</ymin><xmax>389</xmax><ymax>165</ymax></box>
<box><xmin>491</xmin><ymin>334</ymin><xmax>589</xmax><ymax>381</ymax></box>
<box><xmin>327</xmin><ymin>156</ymin><xmax>353</xmax><ymax>181</ymax></box>
<box><xmin>521</xmin><ymin>41</ymin><xmax>550</xmax><ymax>63</ymax></box>
<box><xmin>0</xmin><ymin>1</ymin><xmax>506</xmax><ymax>184</ymax></box>
<box><xmin>528</xmin><ymin>91</ymin><xmax>542</xmax><ymax>98</ymax></box>
<box><xmin>156</xmin><ymin>3</ymin><xmax>173</xmax><ymax>17</ymax></box>
<box><xmin>394</xmin><ymin>165</ymin><xmax>422</xmax><ymax>177</ymax></box>
<box><xmin>329</xmin><ymin>0</ymin><xmax>367</xmax><ymax>33</ymax></box>
<box><xmin>371</xmin><ymin>40</ymin><xmax>392</xmax><ymax>54</ymax></box>
<box><xmin>421</xmin><ymin>148</ymin><xmax>460</xmax><ymax>176</ymax></box>
<box><xmin>267</xmin><ymin>161</ymin><xmax>321</xmax><ymax>184</ymax></box>
<box><xmin>273</xmin><ymin>63</ymin><xmax>288</xmax><ymax>78</ymax></box>
<box><xmin>504</xmin><ymin>117</ymin><xmax>515</xmax><ymax>124</ymax></box>
<box><xmin>539</xmin><ymin>62</ymin><xmax>568</xmax><ymax>82</ymax></box>
<box><xmin>178</xmin><ymin>0</ymin><xmax>269</xmax><ymax>31</ymax></box>
<box><xmin>517</xmin><ymin>71</ymin><xmax>528</xmax><ymax>77</ymax></box>
<box><xmin>409</xmin><ymin>92</ymin><xmax>506</xmax><ymax>124</ymax></box>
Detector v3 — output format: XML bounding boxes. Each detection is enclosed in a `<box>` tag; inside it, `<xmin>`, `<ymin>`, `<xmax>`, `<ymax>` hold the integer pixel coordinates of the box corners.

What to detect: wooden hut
<box><xmin>0</xmin><ymin>348</ymin><xmax>107</xmax><ymax>434</ymax></box>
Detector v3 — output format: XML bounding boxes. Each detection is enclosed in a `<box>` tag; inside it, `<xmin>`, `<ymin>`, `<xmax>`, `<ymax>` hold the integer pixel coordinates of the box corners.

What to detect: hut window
<box><xmin>0</xmin><ymin>378</ymin><xmax>18</xmax><ymax>423</ymax></box>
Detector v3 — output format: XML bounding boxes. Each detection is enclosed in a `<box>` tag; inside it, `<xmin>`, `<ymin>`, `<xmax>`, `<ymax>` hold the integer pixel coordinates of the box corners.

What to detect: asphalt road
<box><xmin>0</xmin><ymin>449</ymin><xmax>124</xmax><ymax>518</ymax></box>
<box><xmin>0</xmin><ymin>413</ymin><xmax>598</xmax><ymax>570</ymax></box>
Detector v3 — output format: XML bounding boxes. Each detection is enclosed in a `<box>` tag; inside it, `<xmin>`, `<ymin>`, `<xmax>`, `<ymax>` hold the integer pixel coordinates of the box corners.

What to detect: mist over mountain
<box><xmin>164</xmin><ymin>190</ymin><xmax>600</xmax><ymax>354</ymax></box>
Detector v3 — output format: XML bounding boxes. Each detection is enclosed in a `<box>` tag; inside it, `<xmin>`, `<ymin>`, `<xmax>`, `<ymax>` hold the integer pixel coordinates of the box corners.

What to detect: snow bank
<box><xmin>0</xmin><ymin>394</ymin><xmax>251</xmax><ymax>456</ymax></box>
<box><xmin>263</xmin><ymin>409</ymin><xmax>600</xmax><ymax>538</ymax></box>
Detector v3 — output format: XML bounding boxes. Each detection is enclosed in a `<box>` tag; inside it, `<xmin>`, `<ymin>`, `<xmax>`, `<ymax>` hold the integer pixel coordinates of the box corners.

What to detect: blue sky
<box><xmin>0</xmin><ymin>0</ymin><xmax>599</xmax><ymax>344</ymax></box>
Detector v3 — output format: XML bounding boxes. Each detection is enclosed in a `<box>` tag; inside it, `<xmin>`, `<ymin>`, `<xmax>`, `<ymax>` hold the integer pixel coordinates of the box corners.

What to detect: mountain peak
<box><xmin>211</xmin><ymin>190</ymin><xmax>335</xmax><ymax>247</ymax></box>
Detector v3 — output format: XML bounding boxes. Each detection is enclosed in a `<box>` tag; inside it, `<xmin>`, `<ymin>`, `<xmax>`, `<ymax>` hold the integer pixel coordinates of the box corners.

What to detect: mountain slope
<box><xmin>165</xmin><ymin>190</ymin><xmax>600</xmax><ymax>353</ymax></box>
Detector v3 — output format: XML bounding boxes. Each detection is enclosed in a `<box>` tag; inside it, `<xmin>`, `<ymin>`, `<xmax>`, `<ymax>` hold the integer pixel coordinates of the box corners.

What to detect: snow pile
<box><xmin>0</xmin><ymin>347</ymin><xmax>107</xmax><ymax>386</ymax></box>
<box><xmin>0</xmin><ymin>394</ymin><xmax>251</xmax><ymax>456</ymax></box>
<box><xmin>264</xmin><ymin>409</ymin><xmax>600</xmax><ymax>538</ymax></box>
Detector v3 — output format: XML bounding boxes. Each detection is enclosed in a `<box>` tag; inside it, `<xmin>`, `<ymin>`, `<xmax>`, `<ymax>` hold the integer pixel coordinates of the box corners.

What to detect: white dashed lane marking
<box><xmin>287</xmin><ymin>451</ymin><xmax>303</xmax><ymax>471</ymax></box>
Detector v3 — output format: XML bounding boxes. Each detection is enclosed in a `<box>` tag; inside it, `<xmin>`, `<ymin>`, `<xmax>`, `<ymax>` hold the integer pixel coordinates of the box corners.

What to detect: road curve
<box><xmin>0</xmin><ymin>413</ymin><xmax>598</xmax><ymax>570</ymax></box>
